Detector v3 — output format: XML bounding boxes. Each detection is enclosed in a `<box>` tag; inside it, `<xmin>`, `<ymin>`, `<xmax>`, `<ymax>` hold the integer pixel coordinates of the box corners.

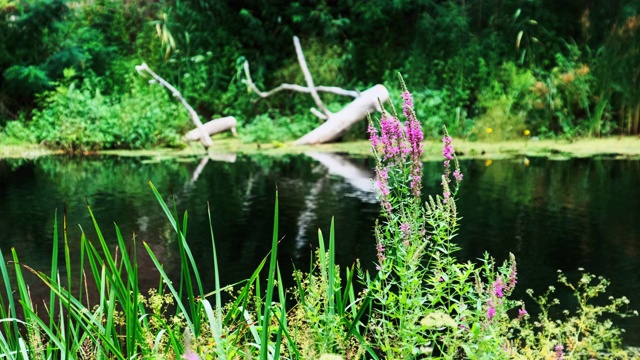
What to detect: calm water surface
<box><xmin>1</xmin><ymin>153</ymin><xmax>639</xmax><ymax>344</ymax></box>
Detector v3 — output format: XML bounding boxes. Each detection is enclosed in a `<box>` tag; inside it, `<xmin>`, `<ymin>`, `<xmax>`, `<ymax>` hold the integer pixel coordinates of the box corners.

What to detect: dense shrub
<box><xmin>29</xmin><ymin>71</ymin><xmax>187</xmax><ymax>151</ymax></box>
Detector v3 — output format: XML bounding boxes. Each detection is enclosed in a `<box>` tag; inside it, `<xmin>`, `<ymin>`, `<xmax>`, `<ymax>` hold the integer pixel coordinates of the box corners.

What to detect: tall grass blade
<box><xmin>206</xmin><ymin>202</ymin><xmax>226</xmax><ymax>357</ymax></box>
<box><xmin>142</xmin><ymin>241</ymin><xmax>195</xmax><ymax>343</ymax></box>
<box><xmin>273</xmin><ymin>265</ymin><xmax>286</xmax><ymax>359</ymax></box>
<box><xmin>260</xmin><ymin>191</ymin><xmax>279</xmax><ymax>360</ymax></box>
<box><xmin>10</xmin><ymin>249</ymin><xmax>34</xmax><ymax>331</ymax></box>
<box><xmin>149</xmin><ymin>181</ymin><xmax>204</xmax><ymax>335</ymax></box>
<box><xmin>49</xmin><ymin>211</ymin><xmax>59</xmax><ymax>330</ymax></box>
<box><xmin>0</xmin><ymin>249</ymin><xmax>19</xmax><ymax>349</ymax></box>
<box><xmin>328</xmin><ymin>217</ymin><xmax>336</xmax><ymax>317</ymax></box>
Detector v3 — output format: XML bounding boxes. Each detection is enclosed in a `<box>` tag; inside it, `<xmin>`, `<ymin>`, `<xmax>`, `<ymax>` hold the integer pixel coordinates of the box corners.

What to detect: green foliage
<box><xmin>29</xmin><ymin>72</ymin><xmax>187</xmax><ymax>151</ymax></box>
<box><xmin>288</xmin><ymin>225</ymin><xmax>366</xmax><ymax>359</ymax></box>
<box><xmin>512</xmin><ymin>271</ymin><xmax>637</xmax><ymax>359</ymax></box>
<box><xmin>4</xmin><ymin>0</ymin><xmax>640</xmax><ymax>142</ymax></box>
<box><xmin>3</xmin><ymin>66</ymin><xmax>52</xmax><ymax>97</ymax></box>
<box><xmin>241</xmin><ymin>112</ymin><xmax>316</xmax><ymax>144</ymax></box>
<box><xmin>469</xmin><ymin>62</ymin><xmax>535</xmax><ymax>140</ymax></box>
<box><xmin>0</xmin><ymin>118</ymin><xmax>35</xmax><ymax>144</ymax></box>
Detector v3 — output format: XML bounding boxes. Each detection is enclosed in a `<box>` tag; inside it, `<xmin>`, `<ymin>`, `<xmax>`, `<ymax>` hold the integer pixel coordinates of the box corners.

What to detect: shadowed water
<box><xmin>0</xmin><ymin>154</ymin><xmax>639</xmax><ymax>345</ymax></box>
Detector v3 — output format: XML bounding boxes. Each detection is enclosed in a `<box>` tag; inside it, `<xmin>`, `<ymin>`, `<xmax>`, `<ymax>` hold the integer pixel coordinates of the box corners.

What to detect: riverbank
<box><xmin>1</xmin><ymin>136</ymin><xmax>639</xmax><ymax>160</ymax></box>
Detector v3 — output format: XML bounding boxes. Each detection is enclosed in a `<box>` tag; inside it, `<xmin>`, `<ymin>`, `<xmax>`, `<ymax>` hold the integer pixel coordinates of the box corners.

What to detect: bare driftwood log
<box><xmin>242</xmin><ymin>61</ymin><xmax>359</xmax><ymax>101</ymax></box>
<box><xmin>136</xmin><ymin>63</ymin><xmax>213</xmax><ymax>148</ymax></box>
<box><xmin>185</xmin><ymin>116</ymin><xmax>238</xmax><ymax>141</ymax></box>
<box><xmin>243</xmin><ymin>36</ymin><xmax>388</xmax><ymax>144</ymax></box>
<box><xmin>294</xmin><ymin>85</ymin><xmax>389</xmax><ymax>145</ymax></box>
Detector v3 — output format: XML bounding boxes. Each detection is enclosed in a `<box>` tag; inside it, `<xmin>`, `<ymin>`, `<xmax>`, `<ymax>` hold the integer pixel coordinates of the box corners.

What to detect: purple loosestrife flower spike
<box><xmin>401</xmin><ymin>91</ymin><xmax>413</xmax><ymax>118</ymax></box>
<box><xmin>402</xmin><ymin>89</ymin><xmax>424</xmax><ymax>197</ymax></box>
<box><xmin>400</xmin><ymin>222</ymin><xmax>410</xmax><ymax>235</ymax></box>
<box><xmin>487</xmin><ymin>306</ymin><xmax>496</xmax><ymax>320</ymax></box>
<box><xmin>182</xmin><ymin>352</ymin><xmax>200</xmax><ymax>360</ymax></box>
<box><xmin>518</xmin><ymin>308</ymin><xmax>528</xmax><ymax>319</ymax></box>
<box><xmin>554</xmin><ymin>345</ymin><xmax>564</xmax><ymax>360</ymax></box>
<box><xmin>442</xmin><ymin>135</ymin><xmax>454</xmax><ymax>160</ymax></box>
<box><xmin>453</xmin><ymin>169</ymin><xmax>463</xmax><ymax>182</ymax></box>
<box><xmin>493</xmin><ymin>278</ymin><xmax>505</xmax><ymax>298</ymax></box>
<box><xmin>379</xmin><ymin>112</ymin><xmax>404</xmax><ymax>163</ymax></box>
<box><xmin>368</xmin><ymin>122</ymin><xmax>380</xmax><ymax>151</ymax></box>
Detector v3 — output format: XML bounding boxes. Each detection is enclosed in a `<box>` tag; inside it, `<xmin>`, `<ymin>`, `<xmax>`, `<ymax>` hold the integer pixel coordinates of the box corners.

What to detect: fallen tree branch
<box><xmin>242</xmin><ymin>61</ymin><xmax>359</xmax><ymax>100</ymax></box>
<box><xmin>184</xmin><ymin>116</ymin><xmax>238</xmax><ymax>141</ymax></box>
<box><xmin>293</xmin><ymin>36</ymin><xmax>331</xmax><ymax>118</ymax></box>
<box><xmin>136</xmin><ymin>63</ymin><xmax>213</xmax><ymax>148</ymax></box>
<box><xmin>293</xmin><ymin>84</ymin><xmax>389</xmax><ymax>145</ymax></box>
<box><xmin>241</xmin><ymin>36</ymin><xmax>388</xmax><ymax>145</ymax></box>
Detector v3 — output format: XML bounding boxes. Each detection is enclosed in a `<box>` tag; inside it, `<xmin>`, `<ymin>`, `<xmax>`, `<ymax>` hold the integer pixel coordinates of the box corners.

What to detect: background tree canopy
<box><xmin>1</xmin><ymin>0</ymin><xmax>639</xmax><ymax>150</ymax></box>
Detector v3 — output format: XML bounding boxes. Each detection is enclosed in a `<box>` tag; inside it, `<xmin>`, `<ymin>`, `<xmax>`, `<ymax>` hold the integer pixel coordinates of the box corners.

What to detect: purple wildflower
<box><xmin>379</xmin><ymin>113</ymin><xmax>405</xmax><ymax>163</ymax></box>
<box><xmin>453</xmin><ymin>169</ymin><xmax>463</xmax><ymax>182</ymax></box>
<box><xmin>441</xmin><ymin>134</ymin><xmax>456</xmax><ymax>198</ymax></box>
<box><xmin>400</xmin><ymin>222</ymin><xmax>410</xmax><ymax>235</ymax></box>
<box><xmin>518</xmin><ymin>308</ymin><xmax>528</xmax><ymax>319</ymax></box>
<box><xmin>554</xmin><ymin>344</ymin><xmax>564</xmax><ymax>360</ymax></box>
<box><xmin>182</xmin><ymin>352</ymin><xmax>200</xmax><ymax>360</ymax></box>
<box><xmin>376</xmin><ymin>168</ymin><xmax>390</xmax><ymax>196</ymax></box>
<box><xmin>487</xmin><ymin>306</ymin><xmax>496</xmax><ymax>320</ymax></box>
<box><xmin>406</xmin><ymin>121</ymin><xmax>423</xmax><ymax>196</ymax></box>
<box><xmin>368</xmin><ymin>123</ymin><xmax>380</xmax><ymax>150</ymax></box>
<box><xmin>401</xmin><ymin>91</ymin><xmax>414</xmax><ymax>118</ymax></box>
<box><xmin>493</xmin><ymin>278</ymin><xmax>505</xmax><ymax>298</ymax></box>
<box><xmin>508</xmin><ymin>261</ymin><xmax>518</xmax><ymax>289</ymax></box>
<box><xmin>442</xmin><ymin>135</ymin><xmax>454</xmax><ymax>160</ymax></box>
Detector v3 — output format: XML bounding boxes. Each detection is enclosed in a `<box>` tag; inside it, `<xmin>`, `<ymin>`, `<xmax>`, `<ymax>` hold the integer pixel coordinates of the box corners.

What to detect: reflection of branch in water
<box><xmin>190</xmin><ymin>157</ymin><xmax>209</xmax><ymax>185</ymax></box>
<box><xmin>295</xmin><ymin>152</ymin><xmax>378</xmax><ymax>252</ymax></box>
<box><xmin>188</xmin><ymin>153</ymin><xmax>238</xmax><ymax>185</ymax></box>
<box><xmin>305</xmin><ymin>152</ymin><xmax>377</xmax><ymax>202</ymax></box>
<box><xmin>241</xmin><ymin>172</ymin><xmax>256</xmax><ymax>213</ymax></box>
<box><xmin>295</xmin><ymin>175</ymin><xmax>327</xmax><ymax>251</ymax></box>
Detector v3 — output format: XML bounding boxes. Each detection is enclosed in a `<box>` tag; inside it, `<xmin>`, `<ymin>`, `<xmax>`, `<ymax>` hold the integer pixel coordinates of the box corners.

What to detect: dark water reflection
<box><xmin>0</xmin><ymin>154</ymin><xmax>639</xmax><ymax>345</ymax></box>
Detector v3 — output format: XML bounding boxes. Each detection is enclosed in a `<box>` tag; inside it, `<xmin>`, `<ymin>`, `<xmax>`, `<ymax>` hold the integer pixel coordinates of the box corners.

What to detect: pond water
<box><xmin>1</xmin><ymin>153</ymin><xmax>639</xmax><ymax>345</ymax></box>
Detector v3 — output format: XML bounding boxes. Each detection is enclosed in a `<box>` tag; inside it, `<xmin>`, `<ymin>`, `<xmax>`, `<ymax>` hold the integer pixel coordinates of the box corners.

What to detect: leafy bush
<box><xmin>0</xmin><ymin>118</ymin><xmax>35</xmax><ymax>144</ymax></box>
<box><xmin>29</xmin><ymin>70</ymin><xmax>188</xmax><ymax>151</ymax></box>
<box><xmin>241</xmin><ymin>111</ymin><xmax>317</xmax><ymax>144</ymax></box>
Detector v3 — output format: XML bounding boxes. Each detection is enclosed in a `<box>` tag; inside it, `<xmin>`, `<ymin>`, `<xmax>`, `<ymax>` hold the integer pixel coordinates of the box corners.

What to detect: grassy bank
<box><xmin>3</xmin><ymin>136</ymin><xmax>639</xmax><ymax>161</ymax></box>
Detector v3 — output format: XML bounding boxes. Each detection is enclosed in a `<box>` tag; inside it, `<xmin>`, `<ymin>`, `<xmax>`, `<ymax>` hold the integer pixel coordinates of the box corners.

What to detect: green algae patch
<box><xmin>0</xmin><ymin>144</ymin><xmax>61</xmax><ymax>159</ymax></box>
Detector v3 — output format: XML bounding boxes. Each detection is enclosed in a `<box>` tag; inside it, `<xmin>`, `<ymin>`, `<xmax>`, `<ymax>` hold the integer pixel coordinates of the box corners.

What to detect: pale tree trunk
<box><xmin>184</xmin><ymin>116</ymin><xmax>238</xmax><ymax>141</ymax></box>
<box><xmin>242</xmin><ymin>36</ymin><xmax>388</xmax><ymax>145</ymax></box>
<box><xmin>293</xmin><ymin>85</ymin><xmax>389</xmax><ymax>145</ymax></box>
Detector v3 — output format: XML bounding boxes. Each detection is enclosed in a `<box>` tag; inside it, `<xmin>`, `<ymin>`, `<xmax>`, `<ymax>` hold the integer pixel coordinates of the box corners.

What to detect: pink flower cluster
<box><xmin>402</xmin><ymin>91</ymin><xmax>424</xmax><ymax>197</ymax></box>
<box><xmin>518</xmin><ymin>308</ymin><xmax>528</xmax><ymax>319</ymax></box>
<box><xmin>440</xmin><ymin>133</ymin><xmax>462</xmax><ymax>201</ymax></box>
<box><xmin>369</xmin><ymin>88</ymin><xmax>424</xmax><ymax>203</ymax></box>
<box><xmin>486</xmin><ymin>262</ymin><xmax>519</xmax><ymax>322</ymax></box>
